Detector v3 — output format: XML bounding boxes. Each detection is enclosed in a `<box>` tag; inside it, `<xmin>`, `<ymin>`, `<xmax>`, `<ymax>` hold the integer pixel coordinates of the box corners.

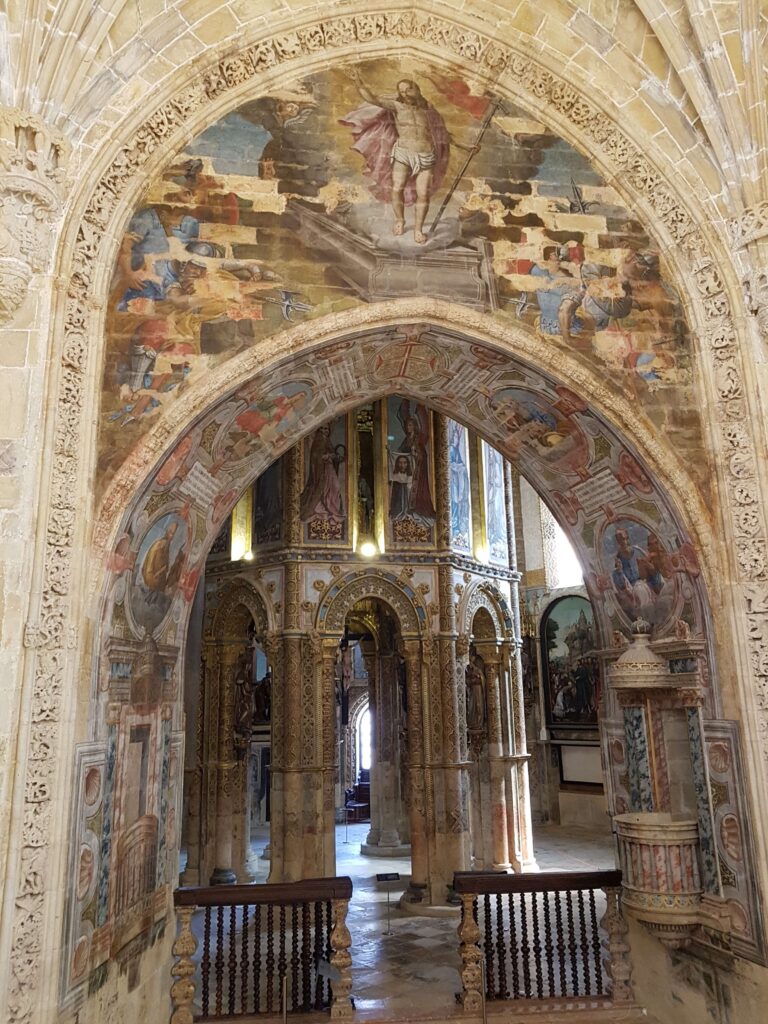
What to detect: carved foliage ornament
<box><xmin>14</xmin><ymin>8</ymin><xmax>768</xmax><ymax>1020</ymax></box>
<box><xmin>0</xmin><ymin>107</ymin><xmax>68</xmax><ymax>323</ymax></box>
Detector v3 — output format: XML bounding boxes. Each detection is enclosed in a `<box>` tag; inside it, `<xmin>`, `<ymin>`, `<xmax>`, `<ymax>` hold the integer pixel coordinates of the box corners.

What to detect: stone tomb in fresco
<box><xmin>100</xmin><ymin>59</ymin><xmax>699</xmax><ymax>495</ymax></box>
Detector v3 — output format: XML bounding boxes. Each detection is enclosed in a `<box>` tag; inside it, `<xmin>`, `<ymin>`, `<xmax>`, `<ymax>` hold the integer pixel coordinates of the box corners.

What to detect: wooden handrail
<box><xmin>454</xmin><ymin>869</ymin><xmax>622</xmax><ymax>895</ymax></box>
<box><xmin>174</xmin><ymin>876</ymin><xmax>353</xmax><ymax>908</ymax></box>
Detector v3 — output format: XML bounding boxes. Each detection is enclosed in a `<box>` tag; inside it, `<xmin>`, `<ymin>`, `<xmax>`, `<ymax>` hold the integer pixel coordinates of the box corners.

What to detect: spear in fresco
<box><xmin>428</xmin><ymin>97</ymin><xmax>503</xmax><ymax>238</ymax></box>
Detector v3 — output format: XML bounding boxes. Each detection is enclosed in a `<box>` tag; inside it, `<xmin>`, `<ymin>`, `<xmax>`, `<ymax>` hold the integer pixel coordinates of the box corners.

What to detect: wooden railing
<box><xmin>454</xmin><ymin>870</ymin><xmax>633</xmax><ymax>1013</ymax></box>
<box><xmin>171</xmin><ymin>877</ymin><xmax>354</xmax><ymax>1022</ymax></box>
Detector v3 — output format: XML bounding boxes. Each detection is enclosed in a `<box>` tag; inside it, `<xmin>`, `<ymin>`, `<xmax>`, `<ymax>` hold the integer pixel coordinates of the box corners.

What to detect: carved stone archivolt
<box><xmin>459</xmin><ymin>581</ymin><xmax>515</xmax><ymax>642</ymax></box>
<box><xmin>316</xmin><ymin>570</ymin><xmax>424</xmax><ymax>637</ymax></box>
<box><xmin>12</xmin><ymin>6</ymin><xmax>768</xmax><ymax>1019</ymax></box>
<box><xmin>0</xmin><ymin>106</ymin><xmax>68</xmax><ymax>323</ymax></box>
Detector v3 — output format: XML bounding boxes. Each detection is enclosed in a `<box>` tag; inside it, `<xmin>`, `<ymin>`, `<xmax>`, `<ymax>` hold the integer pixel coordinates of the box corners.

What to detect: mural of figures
<box><xmin>99</xmin><ymin>59</ymin><xmax>699</xmax><ymax>498</ymax></box>
<box><xmin>130</xmin><ymin>512</ymin><xmax>189</xmax><ymax>632</ymax></box>
<box><xmin>600</xmin><ymin>518</ymin><xmax>699</xmax><ymax>629</ymax></box>
<box><xmin>541</xmin><ymin>596</ymin><xmax>601</xmax><ymax>728</ymax></box>
<box><xmin>254</xmin><ymin>458</ymin><xmax>283</xmax><ymax>545</ymax></box>
<box><xmin>387</xmin><ymin>396</ymin><xmax>435</xmax><ymax>545</ymax></box>
<box><xmin>300</xmin><ymin>418</ymin><xmax>347</xmax><ymax>542</ymax></box>
<box><xmin>447</xmin><ymin>418</ymin><xmax>471</xmax><ymax>553</ymax></box>
<box><xmin>483</xmin><ymin>442</ymin><xmax>508</xmax><ymax>564</ymax></box>
<box><xmin>488</xmin><ymin>386</ymin><xmax>590</xmax><ymax>478</ymax></box>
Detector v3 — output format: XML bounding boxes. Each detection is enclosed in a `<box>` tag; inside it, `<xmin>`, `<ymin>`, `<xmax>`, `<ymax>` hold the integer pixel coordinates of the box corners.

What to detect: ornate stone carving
<box><xmin>727</xmin><ymin>201</ymin><xmax>768</xmax><ymax>249</ymax></box>
<box><xmin>744</xmin><ymin>268</ymin><xmax>768</xmax><ymax>342</ymax></box>
<box><xmin>14</xmin><ymin>5</ymin><xmax>768</xmax><ymax>1014</ymax></box>
<box><xmin>318</xmin><ymin>570</ymin><xmax>423</xmax><ymax>636</ymax></box>
<box><xmin>0</xmin><ymin>107</ymin><xmax>68</xmax><ymax>323</ymax></box>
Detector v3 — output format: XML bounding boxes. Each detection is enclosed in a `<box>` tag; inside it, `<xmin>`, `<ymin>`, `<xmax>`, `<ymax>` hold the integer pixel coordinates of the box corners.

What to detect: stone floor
<box><xmin>241</xmin><ymin>821</ymin><xmax>618</xmax><ymax>1018</ymax></box>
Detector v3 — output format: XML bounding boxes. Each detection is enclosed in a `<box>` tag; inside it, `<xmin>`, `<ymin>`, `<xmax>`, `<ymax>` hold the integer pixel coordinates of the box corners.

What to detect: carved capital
<box><xmin>0</xmin><ymin>107</ymin><xmax>69</xmax><ymax>323</ymax></box>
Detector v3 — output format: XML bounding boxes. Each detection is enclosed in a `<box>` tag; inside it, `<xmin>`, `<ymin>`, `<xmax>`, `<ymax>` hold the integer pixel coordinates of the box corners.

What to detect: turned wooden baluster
<box><xmin>329</xmin><ymin>896</ymin><xmax>354</xmax><ymax>1019</ymax></box>
<box><xmin>201</xmin><ymin>906</ymin><xmax>212</xmax><ymax>1017</ymax></box>
<box><xmin>458</xmin><ymin>894</ymin><xmax>483</xmax><ymax>1014</ymax></box>
<box><xmin>301</xmin><ymin>903</ymin><xmax>311</xmax><ymax>1011</ymax></box>
<box><xmin>543</xmin><ymin>891</ymin><xmax>555</xmax><ymax>996</ymax></box>
<box><xmin>601</xmin><ymin>886</ymin><xmax>634</xmax><ymax>1004</ymax></box>
<box><xmin>291</xmin><ymin>903</ymin><xmax>299</xmax><ymax>1011</ymax></box>
<box><xmin>215</xmin><ymin>905</ymin><xmax>225</xmax><ymax>1015</ymax></box>
<box><xmin>483</xmin><ymin>894</ymin><xmax>494</xmax><ymax>998</ymax></box>
<box><xmin>278</xmin><ymin>904</ymin><xmax>287</xmax><ymax>1014</ymax></box>
<box><xmin>228</xmin><ymin>904</ymin><xmax>237</xmax><ymax>1014</ymax></box>
<box><xmin>495</xmin><ymin>893</ymin><xmax>507</xmax><ymax>999</ymax></box>
<box><xmin>240</xmin><ymin>905</ymin><xmax>250</xmax><ymax>1013</ymax></box>
<box><xmin>313</xmin><ymin>901</ymin><xmax>324</xmax><ymax>1010</ymax></box>
<box><xmin>589</xmin><ymin>889</ymin><xmax>603</xmax><ymax>996</ymax></box>
<box><xmin>577</xmin><ymin>890</ymin><xmax>591</xmax><ymax>995</ymax></box>
<box><xmin>519</xmin><ymin>892</ymin><xmax>531</xmax><ymax>998</ymax></box>
<box><xmin>554</xmin><ymin>892</ymin><xmax>567</xmax><ymax>997</ymax></box>
<box><xmin>531</xmin><ymin>890</ymin><xmax>543</xmax><ymax>998</ymax></box>
<box><xmin>253</xmin><ymin>904</ymin><xmax>262</xmax><ymax>1013</ymax></box>
<box><xmin>171</xmin><ymin>905</ymin><xmax>198</xmax><ymax>1024</ymax></box>
<box><xmin>565</xmin><ymin>890</ymin><xmax>578</xmax><ymax>995</ymax></box>
<box><xmin>507</xmin><ymin>893</ymin><xmax>520</xmax><ymax>998</ymax></box>
<box><xmin>324</xmin><ymin>900</ymin><xmax>333</xmax><ymax>1007</ymax></box>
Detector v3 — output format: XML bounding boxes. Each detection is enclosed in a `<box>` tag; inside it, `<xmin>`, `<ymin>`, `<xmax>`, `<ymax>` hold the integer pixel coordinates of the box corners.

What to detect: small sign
<box><xmin>376</xmin><ymin>872</ymin><xmax>400</xmax><ymax>882</ymax></box>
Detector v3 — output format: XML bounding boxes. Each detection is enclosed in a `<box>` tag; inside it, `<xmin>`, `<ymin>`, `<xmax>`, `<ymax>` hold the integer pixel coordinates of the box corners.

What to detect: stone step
<box><xmin>213</xmin><ymin>1000</ymin><xmax>652</xmax><ymax>1024</ymax></box>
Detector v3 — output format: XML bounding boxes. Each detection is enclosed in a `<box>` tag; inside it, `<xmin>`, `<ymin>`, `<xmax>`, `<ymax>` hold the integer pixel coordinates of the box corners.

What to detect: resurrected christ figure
<box><xmin>342</xmin><ymin>68</ymin><xmax>476</xmax><ymax>244</ymax></box>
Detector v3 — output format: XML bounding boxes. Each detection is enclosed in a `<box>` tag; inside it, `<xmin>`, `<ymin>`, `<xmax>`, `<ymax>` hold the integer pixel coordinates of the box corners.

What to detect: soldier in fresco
<box><xmin>343</xmin><ymin>69</ymin><xmax>457</xmax><ymax>244</ymax></box>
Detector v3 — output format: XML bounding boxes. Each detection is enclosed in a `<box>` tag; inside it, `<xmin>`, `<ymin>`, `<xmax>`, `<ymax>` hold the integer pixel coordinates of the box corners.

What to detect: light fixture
<box><xmin>243</xmin><ymin>550</ymin><xmax>254</xmax><ymax>561</ymax></box>
<box><xmin>359</xmin><ymin>541</ymin><xmax>377</xmax><ymax>558</ymax></box>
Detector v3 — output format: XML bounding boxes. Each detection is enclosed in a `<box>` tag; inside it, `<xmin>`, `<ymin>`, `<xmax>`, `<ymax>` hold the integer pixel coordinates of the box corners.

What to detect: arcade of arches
<box><xmin>2</xmin><ymin>4</ymin><xmax>768</xmax><ymax>1024</ymax></box>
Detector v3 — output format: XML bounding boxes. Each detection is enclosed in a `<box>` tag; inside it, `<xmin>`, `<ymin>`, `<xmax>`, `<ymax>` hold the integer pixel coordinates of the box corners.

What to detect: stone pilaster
<box><xmin>402</xmin><ymin>639</ymin><xmax>429</xmax><ymax>900</ymax></box>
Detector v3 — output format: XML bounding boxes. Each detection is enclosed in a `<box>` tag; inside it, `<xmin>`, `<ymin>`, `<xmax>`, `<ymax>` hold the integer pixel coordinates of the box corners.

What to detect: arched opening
<box><xmin>48</xmin><ymin>42</ymin><xmax>766</xmax><ymax>1024</ymax></box>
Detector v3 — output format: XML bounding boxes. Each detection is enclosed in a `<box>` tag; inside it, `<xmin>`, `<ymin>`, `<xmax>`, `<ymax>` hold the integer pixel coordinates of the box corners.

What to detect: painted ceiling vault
<box><xmin>100</xmin><ymin>59</ymin><xmax>704</xmax><ymax>498</ymax></box>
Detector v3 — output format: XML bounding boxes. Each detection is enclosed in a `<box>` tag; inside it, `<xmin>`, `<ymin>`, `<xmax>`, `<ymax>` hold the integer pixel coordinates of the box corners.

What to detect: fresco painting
<box><xmin>301</xmin><ymin>417</ymin><xmax>348</xmax><ymax>543</ymax></box>
<box><xmin>599</xmin><ymin>518</ymin><xmax>700</xmax><ymax>630</ymax></box>
<box><xmin>541</xmin><ymin>596</ymin><xmax>601</xmax><ymax>728</ymax></box>
<box><xmin>99</xmin><ymin>60</ymin><xmax>699</xmax><ymax>497</ymax></box>
<box><xmin>447</xmin><ymin>418</ymin><xmax>471</xmax><ymax>554</ymax></box>
<box><xmin>386</xmin><ymin>395</ymin><xmax>436</xmax><ymax>546</ymax></box>
<box><xmin>254</xmin><ymin>457</ymin><xmax>283</xmax><ymax>545</ymax></box>
<box><xmin>483</xmin><ymin>441</ymin><xmax>508</xmax><ymax>565</ymax></box>
<box><xmin>130</xmin><ymin>512</ymin><xmax>190</xmax><ymax>633</ymax></box>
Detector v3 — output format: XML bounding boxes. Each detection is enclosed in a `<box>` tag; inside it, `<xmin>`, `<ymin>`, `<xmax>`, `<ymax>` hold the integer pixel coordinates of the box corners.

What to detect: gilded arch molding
<box><xmin>205</xmin><ymin>577</ymin><xmax>271</xmax><ymax>640</ymax></box>
<box><xmin>10</xmin><ymin>10</ymin><xmax>768</xmax><ymax>1024</ymax></box>
<box><xmin>315</xmin><ymin>569</ymin><xmax>425</xmax><ymax>638</ymax></box>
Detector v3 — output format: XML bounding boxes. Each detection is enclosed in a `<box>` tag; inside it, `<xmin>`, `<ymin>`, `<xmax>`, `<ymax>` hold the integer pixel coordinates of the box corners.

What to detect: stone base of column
<box><xmin>260</xmin><ymin>843</ymin><xmax>271</xmax><ymax>861</ymax></box>
<box><xmin>360</xmin><ymin>842</ymin><xmax>411</xmax><ymax>857</ymax></box>
<box><xmin>179</xmin><ymin>867</ymin><xmax>200</xmax><ymax>886</ymax></box>
<box><xmin>210</xmin><ymin>867</ymin><xmax>237</xmax><ymax>885</ymax></box>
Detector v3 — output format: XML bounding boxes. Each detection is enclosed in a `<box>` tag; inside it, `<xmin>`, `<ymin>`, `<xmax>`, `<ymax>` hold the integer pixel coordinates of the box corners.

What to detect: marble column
<box><xmin>363</xmin><ymin>648</ymin><xmax>404</xmax><ymax>850</ymax></box>
<box><xmin>433</xmin><ymin>415</ymin><xmax>472</xmax><ymax>900</ymax></box>
<box><xmin>504</xmin><ymin>460</ymin><xmax>536</xmax><ymax>870</ymax></box>
<box><xmin>402</xmin><ymin>639</ymin><xmax>429</xmax><ymax>899</ymax></box>
<box><xmin>474</xmin><ymin>643</ymin><xmax>512</xmax><ymax>870</ymax></box>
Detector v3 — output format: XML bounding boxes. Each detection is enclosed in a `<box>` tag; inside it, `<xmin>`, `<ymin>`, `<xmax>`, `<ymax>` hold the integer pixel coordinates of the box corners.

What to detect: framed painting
<box><xmin>540</xmin><ymin>595</ymin><xmax>601</xmax><ymax>728</ymax></box>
